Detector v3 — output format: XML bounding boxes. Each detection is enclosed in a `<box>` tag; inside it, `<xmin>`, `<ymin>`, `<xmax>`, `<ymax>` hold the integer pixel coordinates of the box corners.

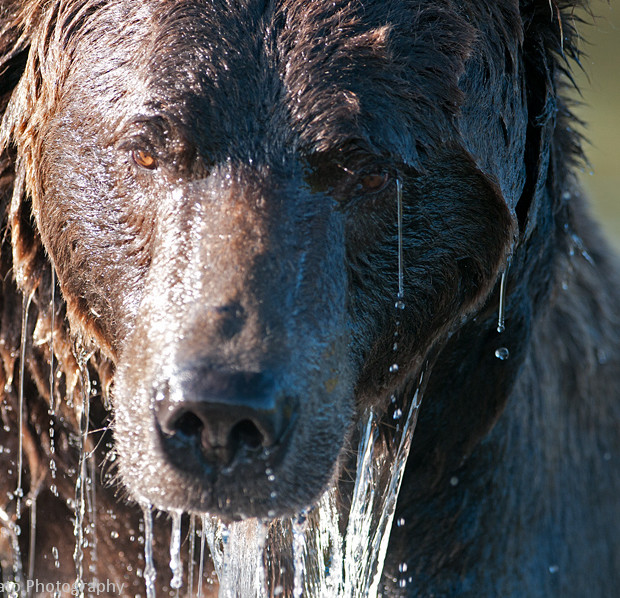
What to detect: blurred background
<box><xmin>573</xmin><ymin>1</ymin><xmax>620</xmax><ymax>248</ymax></box>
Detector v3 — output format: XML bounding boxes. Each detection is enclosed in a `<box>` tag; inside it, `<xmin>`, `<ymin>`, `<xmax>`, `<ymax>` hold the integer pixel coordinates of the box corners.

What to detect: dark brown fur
<box><xmin>0</xmin><ymin>1</ymin><xmax>618</xmax><ymax>596</ymax></box>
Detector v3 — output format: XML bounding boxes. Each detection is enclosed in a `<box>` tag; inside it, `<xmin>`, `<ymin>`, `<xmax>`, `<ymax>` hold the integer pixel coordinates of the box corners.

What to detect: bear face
<box><xmin>5</xmin><ymin>0</ymin><xmax>515</xmax><ymax>520</ymax></box>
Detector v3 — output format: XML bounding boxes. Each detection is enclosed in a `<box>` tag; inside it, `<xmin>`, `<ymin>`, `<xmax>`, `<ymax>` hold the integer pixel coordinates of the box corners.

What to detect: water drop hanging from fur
<box><xmin>497</xmin><ymin>268</ymin><xmax>508</xmax><ymax>334</ymax></box>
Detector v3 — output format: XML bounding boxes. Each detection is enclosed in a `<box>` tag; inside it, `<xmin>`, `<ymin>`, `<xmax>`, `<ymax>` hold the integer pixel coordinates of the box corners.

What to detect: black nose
<box><xmin>156</xmin><ymin>370</ymin><xmax>293</xmax><ymax>467</ymax></box>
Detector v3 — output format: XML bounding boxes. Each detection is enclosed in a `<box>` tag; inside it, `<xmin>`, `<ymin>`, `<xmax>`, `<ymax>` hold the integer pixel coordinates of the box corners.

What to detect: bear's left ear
<box><xmin>413</xmin><ymin>146</ymin><xmax>518</xmax><ymax>312</ymax></box>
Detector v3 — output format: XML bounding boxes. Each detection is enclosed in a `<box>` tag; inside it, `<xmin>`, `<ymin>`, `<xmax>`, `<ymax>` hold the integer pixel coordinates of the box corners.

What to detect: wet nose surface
<box><xmin>156</xmin><ymin>370</ymin><xmax>295</xmax><ymax>468</ymax></box>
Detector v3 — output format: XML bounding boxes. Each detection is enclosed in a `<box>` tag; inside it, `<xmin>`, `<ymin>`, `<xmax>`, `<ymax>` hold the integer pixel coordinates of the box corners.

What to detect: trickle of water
<box><xmin>202</xmin><ymin>516</ymin><xmax>224</xmax><ymax>582</ymax></box>
<box><xmin>49</xmin><ymin>265</ymin><xmax>57</xmax><ymax>415</ymax></box>
<box><xmin>0</xmin><ymin>507</ymin><xmax>24</xmax><ymax>597</ymax></box>
<box><xmin>141</xmin><ymin>502</ymin><xmax>156</xmax><ymax>598</ymax></box>
<box><xmin>73</xmin><ymin>350</ymin><xmax>91</xmax><ymax>598</ymax></box>
<box><xmin>87</xmin><ymin>456</ymin><xmax>98</xmax><ymax>568</ymax></box>
<box><xmin>197</xmin><ymin>515</ymin><xmax>207</xmax><ymax>598</ymax></box>
<box><xmin>495</xmin><ymin>347</ymin><xmax>510</xmax><ymax>361</ymax></box>
<box><xmin>169</xmin><ymin>511</ymin><xmax>184</xmax><ymax>590</ymax></box>
<box><xmin>206</xmin><ymin>518</ymin><xmax>267</xmax><ymax>598</ymax></box>
<box><xmin>16</xmin><ymin>292</ymin><xmax>33</xmax><ymax>520</ymax></box>
<box><xmin>292</xmin><ymin>512</ymin><xmax>308</xmax><ymax>597</ymax></box>
<box><xmin>27</xmin><ymin>496</ymin><xmax>37</xmax><ymax>589</ymax></box>
<box><xmin>497</xmin><ymin>269</ymin><xmax>508</xmax><ymax>334</ymax></box>
<box><xmin>187</xmin><ymin>515</ymin><xmax>197</xmax><ymax>598</ymax></box>
<box><xmin>396</xmin><ymin>179</ymin><xmax>404</xmax><ymax>301</ymax></box>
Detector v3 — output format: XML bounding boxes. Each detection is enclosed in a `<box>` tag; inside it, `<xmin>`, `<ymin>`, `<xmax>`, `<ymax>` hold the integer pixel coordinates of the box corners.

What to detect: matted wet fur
<box><xmin>0</xmin><ymin>0</ymin><xmax>618</xmax><ymax>596</ymax></box>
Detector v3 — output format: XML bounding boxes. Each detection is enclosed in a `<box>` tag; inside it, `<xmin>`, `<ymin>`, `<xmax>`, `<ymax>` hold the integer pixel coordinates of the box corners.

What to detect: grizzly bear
<box><xmin>0</xmin><ymin>0</ymin><xmax>618</xmax><ymax>596</ymax></box>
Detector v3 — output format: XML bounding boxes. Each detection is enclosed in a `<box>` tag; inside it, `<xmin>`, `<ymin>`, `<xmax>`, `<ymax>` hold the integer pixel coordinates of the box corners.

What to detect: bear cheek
<box><xmin>35</xmin><ymin>201</ymin><xmax>149</xmax><ymax>358</ymax></box>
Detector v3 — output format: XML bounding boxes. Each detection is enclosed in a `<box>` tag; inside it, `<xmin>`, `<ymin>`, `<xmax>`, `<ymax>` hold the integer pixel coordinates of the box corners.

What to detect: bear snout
<box><xmin>154</xmin><ymin>369</ymin><xmax>297</xmax><ymax>471</ymax></box>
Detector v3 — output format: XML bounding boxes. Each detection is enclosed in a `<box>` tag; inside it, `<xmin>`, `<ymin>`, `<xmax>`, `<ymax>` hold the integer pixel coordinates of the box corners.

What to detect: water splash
<box><xmin>141</xmin><ymin>502</ymin><xmax>157</xmax><ymax>598</ymax></box>
<box><xmin>169</xmin><ymin>510</ymin><xmax>184</xmax><ymax>590</ymax></box>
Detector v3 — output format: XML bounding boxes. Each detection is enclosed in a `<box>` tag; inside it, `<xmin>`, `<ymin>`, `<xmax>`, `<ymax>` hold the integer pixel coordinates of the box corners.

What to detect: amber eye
<box><xmin>132</xmin><ymin>150</ymin><xmax>157</xmax><ymax>170</ymax></box>
<box><xmin>360</xmin><ymin>172</ymin><xmax>389</xmax><ymax>193</ymax></box>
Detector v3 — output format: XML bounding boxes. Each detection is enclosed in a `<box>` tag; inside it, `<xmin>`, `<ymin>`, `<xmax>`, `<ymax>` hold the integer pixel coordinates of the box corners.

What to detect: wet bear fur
<box><xmin>0</xmin><ymin>0</ymin><xmax>618</xmax><ymax>596</ymax></box>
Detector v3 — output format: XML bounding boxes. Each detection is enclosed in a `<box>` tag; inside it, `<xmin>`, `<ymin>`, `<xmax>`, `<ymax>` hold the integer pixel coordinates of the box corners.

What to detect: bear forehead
<box><xmin>57</xmin><ymin>0</ymin><xmax>479</xmax><ymax>165</ymax></box>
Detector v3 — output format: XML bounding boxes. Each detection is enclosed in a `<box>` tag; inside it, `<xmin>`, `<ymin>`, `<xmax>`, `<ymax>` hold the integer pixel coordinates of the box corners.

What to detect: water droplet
<box><xmin>396</xmin><ymin>518</ymin><xmax>406</xmax><ymax>527</ymax></box>
<box><xmin>393</xmin><ymin>408</ymin><xmax>403</xmax><ymax>419</ymax></box>
<box><xmin>495</xmin><ymin>347</ymin><xmax>510</xmax><ymax>361</ymax></box>
<box><xmin>398</xmin><ymin>562</ymin><xmax>408</xmax><ymax>573</ymax></box>
<box><xmin>389</xmin><ymin>364</ymin><xmax>399</xmax><ymax>373</ymax></box>
<box><xmin>394</xmin><ymin>300</ymin><xmax>405</xmax><ymax>310</ymax></box>
<box><xmin>450</xmin><ymin>476</ymin><xmax>459</xmax><ymax>486</ymax></box>
<box><xmin>549</xmin><ymin>565</ymin><xmax>559</xmax><ymax>574</ymax></box>
<box><xmin>110</xmin><ymin>531</ymin><xmax>119</xmax><ymax>539</ymax></box>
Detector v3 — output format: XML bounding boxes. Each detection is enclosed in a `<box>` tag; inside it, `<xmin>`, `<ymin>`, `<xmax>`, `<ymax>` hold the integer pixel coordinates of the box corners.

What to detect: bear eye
<box><xmin>360</xmin><ymin>172</ymin><xmax>390</xmax><ymax>193</ymax></box>
<box><xmin>132</xmin><ymin>149</ymin><xmax>157</xmax><ymax>170</ymax></box>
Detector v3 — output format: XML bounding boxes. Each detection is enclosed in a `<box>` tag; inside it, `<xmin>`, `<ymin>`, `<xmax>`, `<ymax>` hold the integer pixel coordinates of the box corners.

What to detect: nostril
<box><xmin>229</xmin><ymin>419</ymin><xmax>265</xmax><ymax>451</ymax></box>
<box><xmin>170</xmin><ymin>411</ymin><xmax>204</xmax><ymax>438</ymax></box>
